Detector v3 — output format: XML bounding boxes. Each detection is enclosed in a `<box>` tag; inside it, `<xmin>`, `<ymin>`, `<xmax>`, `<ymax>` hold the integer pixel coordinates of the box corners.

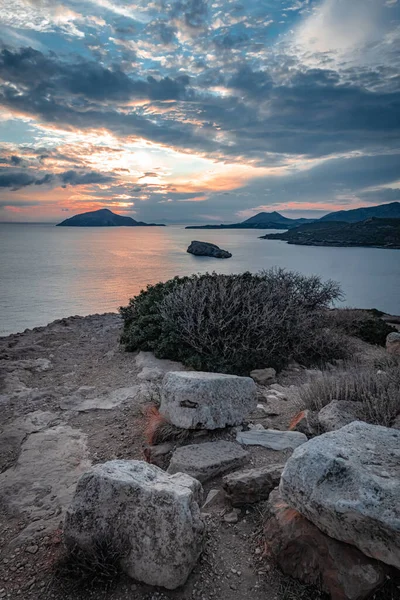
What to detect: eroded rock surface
<box><xmin>160</xmin><ymin>371</ymin><xmax>257</xmax><ymax>430</ymax></box>
<box><xmin>64</xmin><ymin>460</ymin><xmax>205</xmax><ymax>589</ymax></box>
<box><xmin>280</xmin><ymin>421</ymin><xmax>400</xmax><ymax>569</ymax></box>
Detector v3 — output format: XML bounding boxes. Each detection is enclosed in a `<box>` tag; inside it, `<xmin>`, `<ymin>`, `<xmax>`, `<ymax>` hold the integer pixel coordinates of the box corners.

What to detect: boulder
<box><xmin>264</xmin><ymin>489</ymin><xmax>387</xmax><ymax>600</ymax></box>
<box><xmin>167</xmin><ymin>441</ymin><xmax>249</xmax><ymax>482</ymax></box>
<box><xmin>386</xmin><ymin>331</ymin><xmax>400</xmax><ymax>356</ymax></box>
<box><xmin>223</xmin><ymin>464</ymin><xmax>284</xmax><ymax>506</ymax></box>
<box><xmin>236</xmin><ymin>428</ymin><xmax>307</xmax><ymax>450</ymax></box>
<box><xmin>187</xmin><ymin>240</ymin><xmax>232</xmax><ymax>259</ymax></box>
<box><xmin>280</xmin><ymin>421</ymin><xmax>400</xmax><ymax>569</ymax></box>
<box><xmin>64</xmin><ymin>460</ymin><xmax>205</xmax><ymax>589</ymax></box>
<box><xmin>250</xmin><ymin>368</ymin><xmax>276</xmax><ymax>385</ymax></box>
<box><xmin>160</xmin><ymin>371</ymin><xmax>257</xmax><ymax>430</ymax></box>
<box><xmin>318</xmin><ymin>401</ymin><xmax>364</xmax><ymax>432</ymax></box>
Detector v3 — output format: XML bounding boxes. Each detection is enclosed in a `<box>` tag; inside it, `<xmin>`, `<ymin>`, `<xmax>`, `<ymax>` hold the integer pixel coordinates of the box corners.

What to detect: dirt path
<box><xmin>0</xmin><ymin>314</ymin><xmax>305</xmax><ymax>600</ymax></box>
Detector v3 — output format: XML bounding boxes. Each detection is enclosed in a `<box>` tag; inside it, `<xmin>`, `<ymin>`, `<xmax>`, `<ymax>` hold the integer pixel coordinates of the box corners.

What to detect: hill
<box><xmin>57</xmin><ymin>208</ymin><xmax>165</xmax><ymax>227</ymax></box>
<box><xmin>186</xmin><ymin>211</ymin><xmax>313</xmax><ymax>230</ymax></box>
<box><xmin>260</xmin><ymin>218</ymin><xmax>400</xmax><ymax>249</ymax></box>
<box><xmin>321</xmin><ymin>202</ymin><xmax>400</xmax><ymax>223</ymax></box>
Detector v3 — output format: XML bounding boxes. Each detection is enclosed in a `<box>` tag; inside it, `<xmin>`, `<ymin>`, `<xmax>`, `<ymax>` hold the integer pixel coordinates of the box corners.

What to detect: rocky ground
<box><xmin>0</xmin><ymin>314</ymin><xmax>398</xmax><ymax>600</ymax></box>
<box><xmin>0</xmin><ymin>313</ymin><xmax>316</xmax><ymax>600</ymax></box>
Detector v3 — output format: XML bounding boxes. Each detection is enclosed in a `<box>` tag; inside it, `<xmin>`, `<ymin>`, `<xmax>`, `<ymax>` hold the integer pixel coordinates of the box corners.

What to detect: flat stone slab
<box><xmin>160</xmin><ymin>371</ymin><xmax>257</xmax><ymax>430</ymax></box>
<box><xmin>236</xmin><ymin>429</ymin><xmax>307</xmax><ymax>450</ymax></box>
<box><xmin>223</xmin><ymin>464</ymin><xmax>284</xmax><ymax>506</ymax></box>
<box><xmin>280</xmin><ymin>421</ymin><xmax>400</xmax><ymax>570</ymax></box>
<box><xmin>167</xmin><ymin>441</ymin><xmax>249</xmax><ymax>482</ymax></box>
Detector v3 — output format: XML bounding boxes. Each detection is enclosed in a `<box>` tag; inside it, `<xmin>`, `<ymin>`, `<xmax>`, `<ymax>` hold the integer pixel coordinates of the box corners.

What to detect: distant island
<box><xmin>260</xmin><ymin>218</ymin><xmax>400</xmax><ymax>249</ymax></box>
<box><xmin>186</xmin><ymin>202</ymin><xmax>400</xmax><ymax>230</ymax></box>
<box><xmin>57</xmin><ymin>208</ymin><xmax>165</xmax><ymax>227</ymax></box>
<box><xmin>186</xmin><ymin>211</ymin><xmax>314</xmax><ymax>230</ymax></box>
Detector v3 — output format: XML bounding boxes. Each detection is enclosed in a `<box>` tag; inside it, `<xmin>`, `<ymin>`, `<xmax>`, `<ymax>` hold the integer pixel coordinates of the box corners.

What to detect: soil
<box><xmin>0</xmin><ymin>314</ymin><xmax>397</xmax><ymax>600</ymax></box>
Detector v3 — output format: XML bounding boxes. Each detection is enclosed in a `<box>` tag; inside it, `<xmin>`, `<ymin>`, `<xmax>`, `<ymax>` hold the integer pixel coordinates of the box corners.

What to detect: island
<box><xmin>260</xmin><ymin>218</ymin><xmax>400</xmax><ymax>249</ymax></box>
<box><xmin>187</xmin><ymin>240</ymin><xmax>232</xmax><ymax>258</ymax></box>
<box><xmin>185</xmin><ymin>211</ymin><xmax>314</xmax><ymax>230</ymax></box>
<box><xmin>57</xmin><ymin>208</ymin><xmax>165</xmax><ymax>227</ymax></box>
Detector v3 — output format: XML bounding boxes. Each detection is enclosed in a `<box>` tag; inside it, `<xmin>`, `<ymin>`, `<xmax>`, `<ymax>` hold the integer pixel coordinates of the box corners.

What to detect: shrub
<box><xmin>121</xmin><ymin>269</ymin><xmax>348</xmax><ymax>375</ymax></box>
<box><xmin>299</xmin><ymin>362</ymin><xmax>400</xmax><ymax>426</ymax></box>
<box><xmin>54</xmin><ymin>535</ymin><xmax>127</xmax><ymax>591</ymax></box>
<box><xmin>328</xmin><ymin>308</ymin><xmax>396</xmax><ymax>346</ymax></box>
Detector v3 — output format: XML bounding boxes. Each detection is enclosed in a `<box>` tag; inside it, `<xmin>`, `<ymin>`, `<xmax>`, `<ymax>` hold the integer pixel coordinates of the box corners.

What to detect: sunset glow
<box><xmin>0</xmin><ymin>0</ymin><xmax>399</xmax><ymax>223</ymax></box>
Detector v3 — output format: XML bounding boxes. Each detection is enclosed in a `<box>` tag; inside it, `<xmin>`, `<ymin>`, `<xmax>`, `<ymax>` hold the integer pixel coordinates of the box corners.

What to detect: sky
<box><xmin>0</xmin><ymin>0</ymin><xmax>399</xmax><ymax>223</ymax></box>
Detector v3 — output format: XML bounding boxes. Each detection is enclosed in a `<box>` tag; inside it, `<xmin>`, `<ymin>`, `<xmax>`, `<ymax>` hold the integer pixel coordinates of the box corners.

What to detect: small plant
<box><xmin>298</xmin><ymin>362</ymin><xmax>400</xmax><ymax>427</ymax></box>
<box><xmin>54</xmin><ymin>534</ymin><xmax>128</xmax><ymax>591</ymax></box>
<box><xmin>120</xmin><ymin>269</ymin><xmax>347</xmax><ymax>375</ymax></box>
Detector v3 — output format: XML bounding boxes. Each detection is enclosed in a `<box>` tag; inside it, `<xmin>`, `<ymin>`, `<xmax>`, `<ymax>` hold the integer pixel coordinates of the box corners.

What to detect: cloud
<box><xmin>59</xmin><ymin>170</ymin><xmax>114</xmax><ymax>186</ymax></box>
<box><xmin>1</xmin><ymin>0</ymin><xmax>400</xmax><ymax>221</ymax></box>
<box><xmin>0</xmin><ymin>46</ymin><xmax>192</xmax><ymax>103</ymax></box>
<box><xmin>0</xmin><ymin>167</ymin><xmax>114</xmax><ymax>190</ymax></box>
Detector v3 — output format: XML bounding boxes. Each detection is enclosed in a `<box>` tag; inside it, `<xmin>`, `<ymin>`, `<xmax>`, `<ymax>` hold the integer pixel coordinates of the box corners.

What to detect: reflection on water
<box><xmin>1</xmin><ymin>223</ymin><xmax>399</xmax><ymax>335</ymax></box>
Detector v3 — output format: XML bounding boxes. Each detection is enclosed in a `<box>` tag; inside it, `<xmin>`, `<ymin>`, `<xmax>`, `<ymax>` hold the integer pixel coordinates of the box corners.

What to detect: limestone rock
<box><xmin>236</xmin><ymin>428</ymin><xmax>307</xmax><ymax>450</ymax></box>
<box><xmin>264</xmin><ymin>489</ymin><xmax>387</xmax><ymax>600</ymax></box>
<box><xmin>160</xmin><ymin>371</ymin><xmax>257</xmax><ymax>430</ymax></box>
<box><xmin>167</xmin><ymin>441</ymin><xmax>249</xmax><ymax>482</ymax></box>
<box><xmin>318</xmin><ymin>401</ymin><xmax>363</xmax><ymax>432</ymax></box>
<box><xmin>280</xmin><ymin>421</ymin><xmax>400</xmax><ymax>569</ymax></box>
<box><xmin>223</xmin><ymin>464</ymin><xmax>284</xmax><ymax>506</ymax></box>
<box><xmin>187</xmin><ymin>240</ymin><xmax>232</xmax><ymax>259</ymax></box>
<box><xmin>250</xmin><ymin>368</ymin><xmax>276</xmax><ymax>385</ymax></box>
<box><xmin>386</xmin><ymin>331</ymin><xmax>400</xmax><ymax>356</ymax></box>
<box><xmin>64</xmin><ymin>460</ymin><xmax>205</xmax><ymax>589</ymax></box>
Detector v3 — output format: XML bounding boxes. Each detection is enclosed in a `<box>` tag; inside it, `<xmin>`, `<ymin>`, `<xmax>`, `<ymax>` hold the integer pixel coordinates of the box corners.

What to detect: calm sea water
<box><xmin>1</xmin><ymin>223</ymin><xmax>399</xmax><ymax>336</ymax></box>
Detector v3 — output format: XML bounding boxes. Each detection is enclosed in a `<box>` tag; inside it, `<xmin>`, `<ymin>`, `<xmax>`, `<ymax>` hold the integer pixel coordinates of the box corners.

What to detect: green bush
<box><xmin>328</xmin><ymin>308</ymin><xmax>396</xmax><ymax>346</ymax></box>
<box><xmin>120</xmin><ymin>269</ymin><xmax>348</xmax><ymax>375</ymax></box>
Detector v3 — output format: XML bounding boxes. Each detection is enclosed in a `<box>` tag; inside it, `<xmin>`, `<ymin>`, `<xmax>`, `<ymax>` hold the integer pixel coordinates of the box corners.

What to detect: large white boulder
<box><xmin>280</xmin><ymin>421</ymin><xmax>400</xmax><ymax>569</ymax></box>
<box><xmin>159</xmin><ymin>371</ymin><xmax>257</xmax><ymax>430</ymax></box>
<box><xmin>64</xmin><ymin>460</ymin><xmax>205</xmax><ymax>589</ymax></box>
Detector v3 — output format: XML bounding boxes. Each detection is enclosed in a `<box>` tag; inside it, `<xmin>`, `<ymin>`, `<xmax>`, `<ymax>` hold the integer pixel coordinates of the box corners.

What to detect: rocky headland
<box><xmin>0</xmin><ymin>313</ymin><xmax>399</xmax><ymax>600</ymax></box>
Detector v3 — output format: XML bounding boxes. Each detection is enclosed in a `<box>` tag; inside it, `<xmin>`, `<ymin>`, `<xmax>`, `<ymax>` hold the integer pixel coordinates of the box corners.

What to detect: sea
<box><xmin>1</xmin><ymin>222</ymin><xmax>399</xmax><ymax>336</ymax></box>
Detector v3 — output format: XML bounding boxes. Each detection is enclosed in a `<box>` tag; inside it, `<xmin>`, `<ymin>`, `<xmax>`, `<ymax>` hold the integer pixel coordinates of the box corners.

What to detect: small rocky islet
<box><xmin>187</xmin><ymin>240</ymin><xmax>232</xmax><ymax>259</ymax></box>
